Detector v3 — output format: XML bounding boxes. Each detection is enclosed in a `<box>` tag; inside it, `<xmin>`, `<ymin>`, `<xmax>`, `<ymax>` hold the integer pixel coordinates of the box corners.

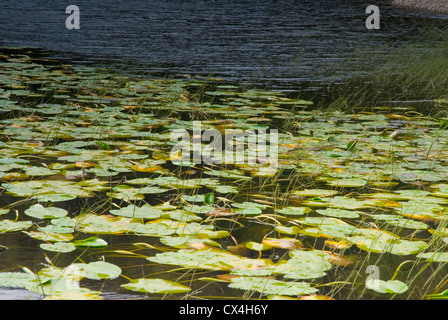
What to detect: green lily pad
<box><xmin>0</xmin><ymin>220</ymin><xmax>32</xmax><ymax>232</ymax></box>
<box><xmin>366</xmin><ymin>279</ymin><xmax>408</xmax><ymax>294</ymax></box>
<box><xmin>121</xmin><ymin>278</ymin><xmax>191</xmax><ymax>294</ymax></box>
<box><xmin>24</xmin><ymin>204</ymin><xmax>68</xmax><ymax>219</ymax></box>
<box><xmin>70</xmin><ymin>261</ymin><xmax>121</xmax><ymax>280</ymax></box>
<box><xmin>109</xmin><ymin>204</ymin><xmax>162</xmax><ymax>219</ymax></box>
<box><xmin>291</xmin><ymin>189</ymin><xmax>338</xmax><ymax>197</ymax></box>
<box><xmin>417</xmin><ymin>252</ymin><xmax>448</xmax><ymax>262</ymax></box>
<box><xmin>327</xmin><ymin>178</ymin><xmax>367</xmax><ymax>187</ymax></box>
<box><xmin>276</xmin><ymin>206</ymin><xmax>311</xmax><ymax>216</ymax></box>
<box><xmin>232</xmin><ymin>202</ymin><xmax>266</xmax><ymax>215</ymax></box>
<box><xmin>245</xmin><ymin>241</ymin><xmax>272</xmax><ymax>251</ymax></box>
<box><xmin>72</xmin><ymin>237</ymin><xmax>108</xmax><ymax>248</ymax></box>
<box><xmin>40</xmin><ymin>242</ymin><xmax>77</xmax><ymax>253</ymax></box>
<box><xmin>316</xmin><ymin>208</ymin><xmax>361</xmax><ymax>219</ymax></box>
<box><xmin>228</xmin><ymin>277</ymin><xmax>318</xmax><ymax>296</ymax></box>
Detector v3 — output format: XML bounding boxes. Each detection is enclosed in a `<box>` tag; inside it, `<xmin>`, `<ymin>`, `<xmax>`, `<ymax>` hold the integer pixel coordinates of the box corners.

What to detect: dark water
<box><xmin>1</xmin><ymin>0</ymin><xmax>448</xmax><ymax>88</ymax></box>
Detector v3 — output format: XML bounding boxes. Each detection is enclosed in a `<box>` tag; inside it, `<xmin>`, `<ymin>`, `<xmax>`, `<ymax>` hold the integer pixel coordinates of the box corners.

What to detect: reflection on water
<box><xmin>1</xmin><ymin>0</ymin><xmax>447</xmax><ymax>87</ymax></box>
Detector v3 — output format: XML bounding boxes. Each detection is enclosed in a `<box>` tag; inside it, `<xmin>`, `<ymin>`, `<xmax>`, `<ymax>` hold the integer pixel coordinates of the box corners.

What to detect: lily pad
<box><xmin>24</xmin><ymin>204</ymin><xmax>68</xmax><ymax>220</ymax></box>
<box><xmin>72</xmin><ymin>237</ymin><xmax>108</xmax><ymax>248</ymax></box>
<box><xmin>276</xmin><ymin>206</ymin><xmax>311</xmax><ymax>216</ymax></box>
<box><xmin>109</xmin><ymin>204</ymin><xmax>162</xmax><ymax>219</ymax></box>
<box><xmin>366</xmin><ymin>279</ymin><xmax>408</xmax><ymax>294</ymax></box>
<box><xmin>121</xmin><ymin>278</ymin><xmax>191</xmax><ymax>294</ymax></box>
<box><xmin>0</xmin><ymin>220</ymin><xmax>32</xmax><ymax>232</ymax></box>
<box><xmin>40</xmin><ymin>242</ymin><xmax>77</xmax><ymax>253</ymax></box>
<box><xmin>70</xmin><ymin>261</ymin><xmax>121</xmax><ymax>280</ymax></box>
<box><xmin>228</xmin><ymin>277</ymin><xmax>318</xmax><ymax>296</ymax></box>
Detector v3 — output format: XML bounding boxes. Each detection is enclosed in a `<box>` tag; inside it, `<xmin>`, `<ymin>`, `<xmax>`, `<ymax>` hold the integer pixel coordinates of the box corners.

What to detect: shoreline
<box><xmin>393</xmin><ymin>0</ymin><xmax>448</xmax><ymax>14</ymax></box>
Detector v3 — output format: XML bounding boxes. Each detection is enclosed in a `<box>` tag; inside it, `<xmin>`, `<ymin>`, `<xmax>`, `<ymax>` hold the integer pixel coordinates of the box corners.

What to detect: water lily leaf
<box><xmin>316</xmin><ymin>208</ymin><xmax>361</xmax><ymax>219</ymax></box>
<box><xmin>298</xmin><ymin>217</ymin><xmax>359</xmax><ymax>239</ymax></box>
<box><xmin>72</xmin><ymin>237</ymin><xmax>108</xmax><ymax>248</ymax></box>
<box><xmin>75</xmin><ymin>214</ymin><xmax>130</xmax><ymax>234</ymax></box>
<box><xmin>148</xmin><ymin>249</ymin><xmax>272</xmax><ymax>271</ymax></box>
<box><xmin>24</xmin><ymin>204</ymin><xmax>68</xmax><ymax>219</ymax></box>
<box><xmin>245</xmin><ymin>241</ymin><xmax>272</xmax><ymax>251</ymax></box>
<box><xmin>276</xmin><ymin>206</ymin><xmax>311</xmax><ymax>216</ymax></box>
<box><xmin>43</xmin><ymin>292</ymin><xmax>103</xmax><ymax>300</ymax></box>
<box><xmin>24</xmin><ymin>231</ymin><xmax>74</xmax><ymax>242</ymax></box>
<box><xmin>275</xmin><ymin>225</ymin><xmax>300</xmax><ymax>235</ymax></box>
<box><xmin>70</xmin><ymin>261</ymin><xmax>121</xmax><ymax>280</ymax></box>
<box><xmin>291</xmin><ymin>189</ymin><xmax>338</xmax><ymax>197</ymax></box>
<box><xmin>204</xmin><ymin>169</ymin><xmax>252</xmax><ymax>180</ymax></box>
<box><xmin>228</xmin><ymin>277</ymin><xmax>318</xmax><ymax>296</ymax></box>
<box><xmin>127</xmin><ymin>221</ymin><xmax>176</xmax><ymax>236</ymax></box>
<box><xmin>261</xmin><ymin>238</ymin><xmax>302</xmax><ymax>249</ymax></box>
<box><xmin>206</xmin><ymin>208</ymin><xmax>238</xmax><ymax>217</ymax></box>
<box><xmin>184</xmin><ymin>204</ymin><xmax>215</xmax><ymax>214</ymax></box>
<box><xmin>109</xmin><ymin>204</ymin><xmax>162</xmax><ymax>219</ymax></box>
<box><xmin>24</xmin><ymin>166</ymin><xmax>59</xmax><ymax>176</ymax></box>
<box><xmin>204</xmin><ymin>192</ymin><xmax>215</xmax><ymax>205</ymax></box>
<box><xmin>279</xmin><ymin>250</ymin><xmax>333</xmax><ymax>280</ymax></box>
<box><xmin>160</xmin><ymin>210</ymin><xmax>202</xmax><ymax>222</ymax></box>
<box><xmin>0</xmin><ymin>220</ymin><xmax>32</xmax><ymax>232</ymax></box>
<box><xmin>159</xmin><ymin>236</ymin><xmax>219</xmax><ymax>249</ymax></box>
<box><xmin>0</xmin><ymin>272</ymin><xmax>36</xmax><ymax>288</ymax></box>
<box><xmin>34</xmin><ymin>193</ymin><xmax>77</xmax><ymax>202</ymax></box>
<box><xmin>209</xmin><ymin>185</ymin><xmax>239</xmax><ymax>194</ymax></box>
<box><xmin>121</xmin><ymin>278</ymin><xmax>191</xmax><ymax>294</ymax></box>
<box><xmin>327</xmin><ymin>178</ymin><xmax>367</xmax><ymax>187</ymax></box>
<box><xmin>40</xmin><ymin>242</ymin><xmax>76</xmax><ymax>253</ymax></box>
<box><xmin>366</xmin><ymin>279</ymin><xmax>408</xmax><ymax>294</ymax></box>
<box><xmin>348</xmin><ymin>229</ymin><xmax>427</xmax><ymax>255</ymax></box>
<box><xmin>372</xmin><ymin>214</ymin><xmax>428</xmax><ymax>230</ymax></box>
<box><xmin>232</xmin><ymin>202</ymin><xmax>266</xmax><ymax>215</ymax></box>
<box><xmin>181</xmin><ymin>194</ymin><xmax>206</xmax><ymax>203</ymax></box>
<box><xmin>417</xmin><ymin>252</ymin><xmax>448</xmax><ymax>262</ymax></box>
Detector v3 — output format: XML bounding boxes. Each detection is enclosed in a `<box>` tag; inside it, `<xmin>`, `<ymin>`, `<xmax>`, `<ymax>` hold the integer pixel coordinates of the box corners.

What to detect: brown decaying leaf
<box><xmin>207</xmin><ymin>208</ymin><xmax>238</xmax><ymax>217</ymax></box>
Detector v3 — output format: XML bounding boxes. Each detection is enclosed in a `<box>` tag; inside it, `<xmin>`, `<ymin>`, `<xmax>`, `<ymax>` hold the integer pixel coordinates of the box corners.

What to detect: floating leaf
<box><xmin>276</xmin><ymin>206</ymin><xmax>311</xmax><ymax>216</ymax></box>
<box><xmin>72</xmin><ymin>237</ymin><xmax>108</xmax><ymax>248</ymax></box>
<box><xmin>204</xmin><ymin>192</ymin><xmax>215</xmax><ymax>205</ymax></box>
<box><xmin>327</xmin><ymin>178</ymin><xmax>367</xmax><ymax>188</ymax></box>
<box><xmin>70</xmin><ymin>261</ymin><xmax>121</xmax><ymax>280</ymax></box>
<box><xmin>316</xmin><ymin>208</ymin><xmax>361</xmax><ymax>219</ymax></box>
<box><xmin>0</xmin><ymin>220</ymin><xmax>32</xmax><ymax>232</ymax></box>
<box><xmin>366</xmin><ymin>279</ymin><xmax>408</xmax><ymax>294</ymax></box>
<box><xmin>40</xmin><ymin>242</ymin><xmax>76</xmax><ymax>253</ymax></box>
<box><xmin>24</xmin><ymin>204</ymin><xmax>68</xmax><ymax>220</ymax></box>
<box><xmin>228</xmin><ymin>277</ymin><xmax>318</xmax><ymax>296</ymax></box>
<box><xmin>291</xmin><ymin>189</ymin><xmax>338</xmax><ymax>197</ymax></box>
<box><xmin>109</xmin><ymin>204</ymin><xmax>162</xmax><ymax>219</ymax></box>
<box><xmin>275</xmin><ymin>225</ymin><xmax>300</xmax><ymax>235</ymax></box>
<box><xmin>232</xmin><ymin>202</ymin><xmax>266</xmax><ymax>215</ymax></box>
<box><xmin>24</xmin><ymin>231</ymin><xmax>74</xmax><ymax>242</ymax></box>
<box><xmin>261</xmin><ymin>237</ymin><xmax>302</xmax><ymax>250</ymax></box>
<box><xmin>417</xmin><ymin>252</ymin><xmax>448</xmax><ymax>262</ymax></box>
<box><xmin>121</xmin><ymin>278</ymin><xmax>191</xmax><ymax>294</ymax></box>
<box><xmin>245</xmin><ymin>241</ymin><xmax>272</xmax><ymax>251</ymax></box>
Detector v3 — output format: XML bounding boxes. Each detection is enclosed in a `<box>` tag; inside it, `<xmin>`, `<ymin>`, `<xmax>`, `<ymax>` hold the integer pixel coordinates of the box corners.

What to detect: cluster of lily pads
<box><xmin>1</xmin><ymin>48</ymin><xmax>448</xmax><ymax>300</ymax></box>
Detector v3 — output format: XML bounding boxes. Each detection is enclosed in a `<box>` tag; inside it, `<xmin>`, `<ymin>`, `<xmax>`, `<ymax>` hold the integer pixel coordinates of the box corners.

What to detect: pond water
<box><xmin>2</xmin><ymin>1</ymin><xmax>448</xmax><ymax>301</ymax></box>
<box><xmin>1</xmin><ymin>0</ymin><xmax>448</xmax><ymax>88</ymax></box>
